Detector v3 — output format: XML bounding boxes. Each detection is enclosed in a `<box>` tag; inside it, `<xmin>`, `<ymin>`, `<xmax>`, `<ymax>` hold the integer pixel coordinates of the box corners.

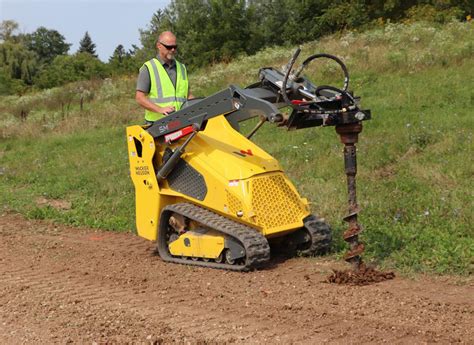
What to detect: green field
<box><xmin>1</xmin><ymin>21</ymin><xmax>473</xmax><ymax>274</ymax></box>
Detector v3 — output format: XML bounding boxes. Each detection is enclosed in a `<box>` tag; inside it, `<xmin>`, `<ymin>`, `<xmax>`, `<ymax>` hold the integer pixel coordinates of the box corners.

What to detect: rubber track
<box><xmin>158</xmin><ymin>203</ymin><xmax>271</xmax><ymax>271</ymax></box>
<box><xmin>298</xmin><ymin>216</ymin><xmax>332</xmax><ymax>256</ymax></box>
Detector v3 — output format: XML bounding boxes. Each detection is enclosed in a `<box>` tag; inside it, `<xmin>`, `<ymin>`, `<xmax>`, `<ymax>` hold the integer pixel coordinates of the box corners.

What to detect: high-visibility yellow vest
<box><xmin>143</xmin><ymin>58</ymin><xmax>189</xmax><ymax>122</ymax></box>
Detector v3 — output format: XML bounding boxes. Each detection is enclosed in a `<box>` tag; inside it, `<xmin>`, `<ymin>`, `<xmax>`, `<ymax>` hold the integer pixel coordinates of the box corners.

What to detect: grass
<box><xmin>0</xmin><ymin>127</ymin><xmax>135</xmax><ymax>230</ymax></box>
<box><xmin>241</xmin><ymin>61</ymin><xmax>473</xmax><ymax>275</ymax></box>
<box><xmin>0</xmin><ymin>21</ymin><xmax>473</xmax><ymax>275</ymax></box>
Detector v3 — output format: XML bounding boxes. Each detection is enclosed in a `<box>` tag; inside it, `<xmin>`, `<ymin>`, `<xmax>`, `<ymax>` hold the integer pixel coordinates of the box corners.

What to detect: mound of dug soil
<box><xmin>327</xmin><ymin>264</ymin><xmax>395</xmax><ymax>285</ymax></box>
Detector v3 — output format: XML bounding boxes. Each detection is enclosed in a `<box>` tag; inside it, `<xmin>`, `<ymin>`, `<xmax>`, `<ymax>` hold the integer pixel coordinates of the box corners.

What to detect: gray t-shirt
<box><xmin>136</xmin><ymin>56</ymin><xmax>177</xmax><ymax>93</ymax></box>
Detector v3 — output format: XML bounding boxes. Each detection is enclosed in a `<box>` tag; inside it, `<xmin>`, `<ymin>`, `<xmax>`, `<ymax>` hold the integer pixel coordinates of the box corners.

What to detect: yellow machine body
<box><xmin>168</xmin><ymin>229</ymin><xmax>225</xmax><ymax>259</ymax></box>
<box><xmin>127</xmin><ymin>115</ymin><xmax>311</xmax><ymax>243</ymax></box>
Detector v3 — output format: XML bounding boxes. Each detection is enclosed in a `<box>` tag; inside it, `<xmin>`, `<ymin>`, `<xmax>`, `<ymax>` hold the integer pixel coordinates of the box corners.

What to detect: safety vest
<box><xmin>143</xmin><ymin>58</ymin><xmax>189</xmax><ymax>122</ymax></box>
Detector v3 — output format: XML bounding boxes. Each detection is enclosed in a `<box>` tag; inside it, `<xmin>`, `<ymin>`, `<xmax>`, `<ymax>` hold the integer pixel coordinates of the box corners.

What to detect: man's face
<box><xmin>157</xmin><ymin>36</ymin><xmax>177</xmax><ymax>62</ymax></box>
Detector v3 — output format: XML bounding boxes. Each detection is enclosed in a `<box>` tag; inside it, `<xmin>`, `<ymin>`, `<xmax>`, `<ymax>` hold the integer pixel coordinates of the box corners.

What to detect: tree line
<box><xmin>0</xmin><ymin>21</ymin><xmax>138</xmax><ymax>95</ymax></box>
<box><xmin>1</xmin><ymin>0</ymin><xmax>471</xmax><ymax>95</ymax></box>
<box><xmin>143</xmin><ymin>0</ymin><xmax>470</xmax><ymax>68</ymax></box>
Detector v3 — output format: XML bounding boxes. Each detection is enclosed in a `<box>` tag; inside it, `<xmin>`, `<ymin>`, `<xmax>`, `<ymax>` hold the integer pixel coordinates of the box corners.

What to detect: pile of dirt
<box><xmin>327</xmin><ymin>264</ymin><xmax>395</xmax><ymax>285</ymax></box>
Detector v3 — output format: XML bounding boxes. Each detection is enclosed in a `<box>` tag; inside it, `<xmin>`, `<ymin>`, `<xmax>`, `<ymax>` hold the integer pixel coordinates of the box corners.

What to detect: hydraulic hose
<box><xmin>293</xmin><ymin>53</ymin><xmax>350</xmax><ymax>92</ymax></box>
<box><xmin>281</xmin><ymin>51</ymin><xmax>352</xmax><ymax>110</ymax></box>
<box><xmin>280</xmin><ymin>48</ymin><xmax>301</xmax><ymax>106</ymax></box>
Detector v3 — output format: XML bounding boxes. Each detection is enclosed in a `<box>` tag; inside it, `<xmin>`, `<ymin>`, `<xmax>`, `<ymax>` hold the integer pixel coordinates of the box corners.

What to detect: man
<box><xmin>136</xmin><ymin>31</ymin><xmax>193</xmax><ymax>124</ymax></box>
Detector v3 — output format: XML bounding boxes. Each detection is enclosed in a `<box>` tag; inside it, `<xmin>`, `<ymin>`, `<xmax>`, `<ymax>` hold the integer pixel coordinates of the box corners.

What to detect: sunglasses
<box><xmin>160</xmin><ymin>42</ymin><xmax>178</xmax><ymax>50</ymax></box>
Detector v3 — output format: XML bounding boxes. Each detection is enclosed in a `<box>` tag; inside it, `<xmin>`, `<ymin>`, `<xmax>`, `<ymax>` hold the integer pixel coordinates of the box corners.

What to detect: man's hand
<box><xmin>159</xmin><ymin>106</ymin><xmax>175</xmax><ymax>116</ymax></box>
<box><xmin>136</xmin><ymin>91</ymin><xmax>176</xmax><ymax>116</ymax></box>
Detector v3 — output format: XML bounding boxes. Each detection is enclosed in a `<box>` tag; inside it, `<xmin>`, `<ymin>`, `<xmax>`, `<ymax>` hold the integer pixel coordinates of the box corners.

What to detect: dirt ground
<box><xmin>0</xmin><ymin>213</ymin><xmax>472</xmax><ymax>344</ymax></box>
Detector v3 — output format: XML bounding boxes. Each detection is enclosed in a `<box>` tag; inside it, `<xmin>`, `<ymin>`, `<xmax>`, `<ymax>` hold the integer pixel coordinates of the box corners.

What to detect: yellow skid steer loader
<box><xmin>126</xmin><ymin>49</ymin><xmax>371</xmax><ymax>270</ymax></box>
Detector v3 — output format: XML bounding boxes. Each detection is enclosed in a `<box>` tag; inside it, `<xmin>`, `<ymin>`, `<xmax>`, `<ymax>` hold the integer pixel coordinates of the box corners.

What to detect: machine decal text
<box><xmin>135</xmin><ymin>166</ymin><xmax>150</xmax><ymax>175</ymax></box>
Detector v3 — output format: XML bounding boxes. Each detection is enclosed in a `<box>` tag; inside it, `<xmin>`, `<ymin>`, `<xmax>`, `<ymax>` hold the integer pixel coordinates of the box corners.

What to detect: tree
<box><xmin>248</xmin><ymin>0</ymin><xmax>289</xmax><ymax>47</ymax></box>
<box><xmin>138</xmin><ymin>8</ymin><xmax>174</xmax><ymax>61</ymax></box>
<box><xmin>315</xmin><ymin>1</ymin><xmax>371</xmax><ymax>35</ymax></box>
<box><xmin>205</xmin><ymin>0</ymin><xmax>252</xmax><ymax>61</ymax></box>
<box><xmin>0</xmin><ymin>74</ymin><xmax>27</xmax><ymax>95</ymax></box>
<box><xmin>168</xmin><ymin>0</ymin><xmax>211</xmax><ymax>67</ymax></box>
<box><xmin>139</xmin><ymin>0</ymin><xmax>255</xmax><ymax>68</ymax></box>
<box><xmin>0</xmin><ymin>20</ymin><xmax>19</xmax><ymax>42</ymax></box>
<box><xmin>77</xmin><ymin>31</ymin><xmax>98</xmax><ymax>57</ymax></box>
<box><xmin>110</xmin><ymin>44</ymin><xmax>126</xmax><ymax>63</ymax></box>
<box><xmin>24</xmin><ymin>27</ymin><xmax>71</xmax><ymax>64</ymax></box>
<box><xmin>35</xmin><ymin>53</ymin><xmax>108</xmax><ymax>89</ymax></box>
<box><xmin>0</xmin><ymin>20</ymin><xmax>38</xmax><ymax>93</ymax></box>
<box><xmin>108</xmin><ymin>44</ymin><xmax>138</xmax><ymax>75</ymax></box>
<box><xmin>0</xmin><ymin>41</ymin><xmax>38</xmax><ymax>88</ymax></box>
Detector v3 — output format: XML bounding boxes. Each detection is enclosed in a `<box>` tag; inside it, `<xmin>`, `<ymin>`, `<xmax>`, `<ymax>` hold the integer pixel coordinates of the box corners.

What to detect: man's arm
<box><xmin>135</xmin><ymin>91</ymin><xmax>175</xmax><ymax>115</ymax></box>
<box><xmin>188</xmin><ymin>87</ymin><xmax>195</xmax><ymax>100</ymax></box>
<box><xmin>136</xmin><ymin>65</ymin><xmax>175</xmax><ymax>115</ymax></box>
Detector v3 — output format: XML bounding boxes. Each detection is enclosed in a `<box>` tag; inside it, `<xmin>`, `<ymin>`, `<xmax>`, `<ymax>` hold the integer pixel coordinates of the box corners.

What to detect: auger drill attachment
<box><xmin>336</xmin><ymin>123</ymin><xmax>364</xmax><ymax>270</ymax></box>
<box><xmin>275</xmin><ymin>48</ymin><xmax>368</xmax><ymax>270</ymax></box>
<box><xmin>126</xmin><ymin>48</ymin><xmax>373</xmax><ymax>271</ymax></box>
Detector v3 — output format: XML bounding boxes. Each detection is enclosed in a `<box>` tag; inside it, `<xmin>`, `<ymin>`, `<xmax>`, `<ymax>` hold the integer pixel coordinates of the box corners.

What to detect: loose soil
<box><xmin>327</xmin><ymin>265</ymin><xmax>396</xmax><ymax>285</ymax></box>
<box><xmin>1</xmin><ymin>213</ymin><xmax>472</xmax><ymax>344</ymax></box>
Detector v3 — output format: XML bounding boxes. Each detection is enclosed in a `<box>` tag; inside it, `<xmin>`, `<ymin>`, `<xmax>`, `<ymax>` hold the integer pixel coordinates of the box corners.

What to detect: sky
<box><xmin>0</xmin><ymin>0</ymin><xmax>170</xmax><ymax>61</ymax></box>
